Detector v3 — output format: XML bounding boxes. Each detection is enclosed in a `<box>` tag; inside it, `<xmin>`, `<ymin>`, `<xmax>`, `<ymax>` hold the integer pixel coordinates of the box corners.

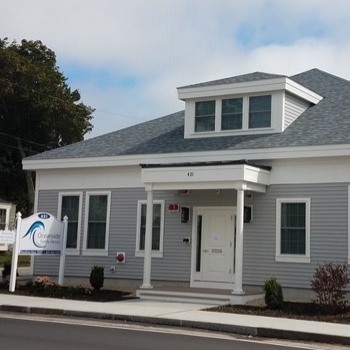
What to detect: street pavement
<box><xmin>0</xmin><ymin>293</ymin><xmax>349</xmax><ymax>346</ymax></box>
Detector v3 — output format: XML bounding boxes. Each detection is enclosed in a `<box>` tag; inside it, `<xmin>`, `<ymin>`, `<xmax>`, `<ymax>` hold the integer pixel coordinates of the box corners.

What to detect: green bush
<box><xmin>1</xmin><ymin>261</ymin><xmax>11</xmax><ymax>280</ymax></box>
<box><xmin>264</xmin><ymin>277</ymin><xmax>284</xmax><ymax>310</ymax></box>
<box><xmin>311</xmin><ymin>263</ymin><xmax>350</xmax><ymax>309</ymax></box>
<box><xmin>89</xmin><ymin>265</ymin><xmax>104</xmax><ymax>291</ymax></box>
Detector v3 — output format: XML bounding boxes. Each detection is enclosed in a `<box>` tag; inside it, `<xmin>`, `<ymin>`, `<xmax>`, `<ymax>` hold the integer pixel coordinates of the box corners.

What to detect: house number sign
<box><xmin>187</xmin><ymin>171</ymin><xmax>194</xmax><ymax>177</ymax></box>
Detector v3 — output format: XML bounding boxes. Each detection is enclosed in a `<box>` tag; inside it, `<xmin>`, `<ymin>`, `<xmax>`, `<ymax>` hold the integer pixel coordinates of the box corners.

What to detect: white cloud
<box><xmin>1</xmin><ymin>0</ymin><xmax>350</xmax><ymax>137</ymax></box>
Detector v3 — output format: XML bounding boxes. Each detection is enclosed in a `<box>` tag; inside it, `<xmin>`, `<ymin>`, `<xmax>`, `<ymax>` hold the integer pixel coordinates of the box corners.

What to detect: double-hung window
<box><xmin>276</xmin><ymin>198</ymin><xmax>311</xmax><ymax>263</ymax></box>
<box><xmin>221</xmin><ymin>98</ymin><xmax>243</xmax><ymax>130</ymax></box>
<box><xmin>249</xmin><ymin>95</ymin><xmax>271</xmax><ymax>128</ymax></box>
<box><xmin>83</xmin><ymin>192</ymin><xmax>111</xmax><ymax>255</ymax></box>
<box><xmin>0</xmin><ymin>204</ymin><xmax>11</xmax><ymax>251</ymax></box>
<box><xmin>0</xmin><ymin>208</ymin><xmax>8</xmax><ymax>230</ymax></box>
<box><xmin>58</xmin><ymin>192</ymin><xmax>82</xmax><ymax>253</ymax></box>
<box><xmin>195</xmin><ymin>101</ymin><xmax>215</xmax><ymax>132</ymax></box>
<box><xmin>136</xmin><ymin>200</ymin><xmax>164</xmax><ymax>257</ymax></box>
<box><xmin>193</xmin><ymin>95</ymin><xmax>273</xmax><ymax>134</ymax></box>
<box><xmin>0</xmin><ymin>203</ymin><xmax>12</xmax><ymax>231</ymax></box>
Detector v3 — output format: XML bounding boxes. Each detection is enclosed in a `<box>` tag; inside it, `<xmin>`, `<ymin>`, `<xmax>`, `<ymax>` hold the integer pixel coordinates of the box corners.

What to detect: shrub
<box><xmin>2</xmin><ymin>261</ymin><xmax>11</xmax><ymax>280</ymax></box>
<box><xmin>264</xmin><ymin>277</ymin><xmax>284</xmax><ymax>310</ymax></box>
<box><xmin>34</xmin><ymin>276</ymin><xmax>60</xmax><ymax>297</ymax></box>
<box><xmin>89</xmin><ymin>265</ymin><xmax>104</xmax><ymax>291</ymax></box>
<box><xmin>77</xmin><ymin>284</ymin><xmax>93</xmax><ymax>296</ymax></box>
<box><xmin>311</xmin><ymin>263</ymin><xmax>350</xmax><ymax>309</ymax></box>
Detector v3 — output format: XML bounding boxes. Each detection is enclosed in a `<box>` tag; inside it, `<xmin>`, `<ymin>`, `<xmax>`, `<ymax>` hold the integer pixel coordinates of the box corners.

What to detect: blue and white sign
<box><xmin>19</xmin><ymin>212</ymin><xmax>64</xmax><ymax>255</ymax></box>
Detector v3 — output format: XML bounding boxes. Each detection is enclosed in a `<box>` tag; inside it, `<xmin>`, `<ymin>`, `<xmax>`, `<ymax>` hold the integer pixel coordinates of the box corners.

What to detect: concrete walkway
<box><xmin>0</xmin><ymin>293</ymin><xmax>349</xmax><ymax>345</ymax></box>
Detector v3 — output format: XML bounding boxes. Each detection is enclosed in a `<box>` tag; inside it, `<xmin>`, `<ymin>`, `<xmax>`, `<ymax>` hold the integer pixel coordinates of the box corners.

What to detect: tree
<box><xmin>0</xmin><ymin>38</ymin><xmax>94</xmax><ymax>215</ymax></box>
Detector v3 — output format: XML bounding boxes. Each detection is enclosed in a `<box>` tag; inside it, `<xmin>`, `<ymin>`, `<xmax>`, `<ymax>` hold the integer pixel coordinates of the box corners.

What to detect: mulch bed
<box><xmin>207</xmin><ymin>302</ymin><xmax>350</xmax><ymax>324</ymax></box>
<box><xmin>0</xmin><ymin>284</ymin><xmax>135</xmax><ymax>302</ymax></box>
<box><xmin>1</xmin><ymin>282</ymin><xmax>349</xmax><ymax>324</ymax></box>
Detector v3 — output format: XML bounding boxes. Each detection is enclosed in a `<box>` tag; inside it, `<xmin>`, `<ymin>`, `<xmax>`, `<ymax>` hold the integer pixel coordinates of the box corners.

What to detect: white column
<box><xmin>9</xmin><ymin>212</ymin><xmax>22</xmax><ymax>292</ymax></box>
<box><xmin>233</xmin><ymin>189</ymin><xmax>245</xmax><ymax>295</ymax></box>
<box><xmin>140</xmin><ymin>187</ymin><xmax>153</xmax><ymax>289</ymax></box>
<box><xmin>58</xmin><ymin>216</ymin><xmax>68</xmax><ymax>286</ymax></box>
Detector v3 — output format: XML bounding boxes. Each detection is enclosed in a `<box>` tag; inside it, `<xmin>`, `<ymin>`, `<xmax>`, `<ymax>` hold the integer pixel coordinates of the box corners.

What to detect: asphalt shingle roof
<box><xmin>25</xmin><ymin>68</ymin><xmax>350</xmax><ymax>161</ymax></box>
<box><xmin>178</xmin><ymin>71</ymin><xmax>286</xmax><ymax>89</ymax></box>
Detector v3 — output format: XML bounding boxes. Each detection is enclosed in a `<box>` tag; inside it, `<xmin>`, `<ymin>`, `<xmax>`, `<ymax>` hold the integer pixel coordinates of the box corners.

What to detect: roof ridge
<box><xmin>178</xmin><ymin>71</ymin><xmax>286</xmax><ymax>89</ymax></box>
<box><xmin>291</xmin><ymin>68</ymin><xmax>350</xmax><ymax>84</ymax></box>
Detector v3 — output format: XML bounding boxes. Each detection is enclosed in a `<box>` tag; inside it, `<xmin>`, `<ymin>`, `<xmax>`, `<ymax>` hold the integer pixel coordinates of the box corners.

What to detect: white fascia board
<box><xmin>22</xmin><ymin>143</ymin><xmax>350</xmax><ymax>171</ymax></box>
<box><xmin>177</xmin><ymin>77</ymin><xmax>287</xmax><ymax>100</ymax></box>
<box><xmin>177</xmin><ymin>77</ymin><xmax>323</xmax><ymax>105</ymax></box>
<box><xmin>244</xmin><ymin>165</ymin><xmax>271</xmax><ymax>185</ymax></box>
<box><xmin>284</xmin><ymin>79</ymin><xmax>323</xmax><ymax>104</ymax></box>
<box><xmin>141</xmin><ymin>164</ymin><xmax>270</xmax><ymax>191</ymax></box>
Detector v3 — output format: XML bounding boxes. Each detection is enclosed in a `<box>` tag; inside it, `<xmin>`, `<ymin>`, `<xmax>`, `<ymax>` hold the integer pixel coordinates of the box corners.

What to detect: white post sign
<box><xmin>19</xmin><ymin>212</ymin><xmax>64</xmax><ymax>255</ymax></box>
<box><xmin>9</xmin><ymin>212</ymin><xmax>67</xmax><ymax>292</ymax></box>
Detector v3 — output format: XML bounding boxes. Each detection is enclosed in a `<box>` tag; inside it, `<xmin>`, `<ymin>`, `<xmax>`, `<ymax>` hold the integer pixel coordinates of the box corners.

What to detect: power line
<box><xmin>0</xmin><ymin>141</ymin><xmax>39</xmax><ymax>154</ymax></box>
<box><xmin>0</xmin><ymin>131</ymin><xmax>51</xmax><ymax>149</ymax></box>
<box><xmin>0</xmin><ymin>77</ymin><xmax>148</xmax><ymax>123</ymax></box>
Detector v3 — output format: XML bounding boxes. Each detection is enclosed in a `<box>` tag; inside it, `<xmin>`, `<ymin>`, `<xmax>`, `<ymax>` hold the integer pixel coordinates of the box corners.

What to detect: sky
<box><xmin>1</xmin><ymin>0</ymin><xmax>350</xmax><ymax>138</ymax></box>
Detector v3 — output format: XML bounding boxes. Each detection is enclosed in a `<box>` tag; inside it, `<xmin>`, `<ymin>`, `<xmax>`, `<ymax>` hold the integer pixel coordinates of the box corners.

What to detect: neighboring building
<box><xmin>23</xmin><ymin>69</ymin><xmax>350</xmax><ymax>295</ymax></box>
<box><xmin>0</xmin><ymin>199</ymin><xmax>16</xmax><ymax>251</ymax></box>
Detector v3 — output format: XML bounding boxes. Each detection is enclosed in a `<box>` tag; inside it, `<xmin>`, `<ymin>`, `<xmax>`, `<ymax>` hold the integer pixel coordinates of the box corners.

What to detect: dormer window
<box><xmin>195</xmin><ymin>100</ymin><xmax>215</xmax><ymax>132</ymax></box>
<box><xmin>222</xmin><ymin>98</ymin><xmax>243</xmax><ymax>130</ymax></box>
<box><xmin>195</xmin><ymin>95</ymin><xmax>273</xmax><ymax>134</ymax></box>
<box><xmin>178</xmin><ymin>73</ymin><xmax>323</xmax><ymax>139</ymax></box>
<box><xmin>249</xmin><ymin>95</ymin><xmax>271</xmax><ymax>128</ymax></box>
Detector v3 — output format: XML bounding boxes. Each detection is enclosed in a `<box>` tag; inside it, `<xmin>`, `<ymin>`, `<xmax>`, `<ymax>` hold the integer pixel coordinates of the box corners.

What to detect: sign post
<box><xmin>9</xmin><ymin>212</ymin><xmax>22</xmax><ymax>293</ymax></box>
<box><xmin>8</xmin><ymin>212</ymin><xmax>66</xmax><ymax>292</ymax></box>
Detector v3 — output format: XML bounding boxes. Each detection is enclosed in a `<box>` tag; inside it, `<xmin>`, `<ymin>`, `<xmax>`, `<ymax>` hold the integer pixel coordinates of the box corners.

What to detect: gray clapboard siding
<box><xmin>34</xmin><ymin>184</ymin><xmax>349</xmax><ymax>290</ymax></box>
<box><xmin>284</xmin><ymin>93</ymin><xmax>310</xmax><ymax>129</ymax></box>
<box><xmin>34</xmin><ymin>188</ymin><xmax>238</xmax><ymax>281</ymax></box>
<box><xmin>33</xmin><ymin>190</ymin><xmax>60</xmax><ymax>275</ymax></box>
<box><xmin>243</xmin><ymin>183</ymin><xmax>348</xmax><ymax>289</ymax></box>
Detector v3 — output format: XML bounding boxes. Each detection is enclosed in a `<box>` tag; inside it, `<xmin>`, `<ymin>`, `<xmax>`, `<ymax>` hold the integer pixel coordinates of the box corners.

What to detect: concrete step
<box><xmin>136</xmin><ymin>289</ymin><xmax>259</xmax><ymax>305</ymax></box>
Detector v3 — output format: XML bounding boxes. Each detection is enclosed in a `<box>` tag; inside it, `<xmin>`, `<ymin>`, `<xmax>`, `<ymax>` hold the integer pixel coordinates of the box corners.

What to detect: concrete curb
<box><xmin>1</xmin><ymin>305</ymin><xmax>349</xmax><ymax>346</ymax></box>
<box><xmin>256</xmin><ymin>328</ymin><xmax>350</xmax><ymax>346</ymax></box>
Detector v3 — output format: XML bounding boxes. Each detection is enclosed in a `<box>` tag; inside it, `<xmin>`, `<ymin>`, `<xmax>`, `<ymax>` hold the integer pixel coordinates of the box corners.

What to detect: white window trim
<box><xmin>248</xmin><ymin>95</ymin><xmax>272</xmax><ymax>129</ymax></box>
<box><xmin>0</xmin><ymin>203</ymin><xmax>11</xmax><ymax>230</ymax></box>
<box><xmin>82</xmin><ymin>191</ymin><xmax>111</xmax><ymax>256</ymax></box>
<box><xmin>58</xmin><ymin>192</ymin><xmax>83</xmax><ymax>255</ymax></box>
<box><xmin>275</xmin><ymin>198</ymin><xmax>311</xmax><ymax>263</ymax></box>
<box><xmin>135</xmin><ymin>200</ymin><xmax>165</xmax><ymax>258</ymax></box>
<box><xmin>188</xmin><ymin>93</ymin><xmax>277</xmax><ymax>137</ymax></box>
<box><xmin>348</xmin><ymin>186</ymin><xmax>350</xmax><ymax>265</ymax></box>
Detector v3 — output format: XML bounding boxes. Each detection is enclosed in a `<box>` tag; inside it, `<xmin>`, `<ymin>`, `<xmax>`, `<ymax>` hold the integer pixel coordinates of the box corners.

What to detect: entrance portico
<box><xmin>139</xmin><ymin>161</ymin><xmax>271</xmax><ymax>295</ymax></box>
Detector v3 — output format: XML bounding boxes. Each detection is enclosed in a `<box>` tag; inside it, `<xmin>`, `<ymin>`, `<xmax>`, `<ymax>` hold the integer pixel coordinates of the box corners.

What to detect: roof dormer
<box><xmin>177</xmin><ymin>72</ymin><xmax>323</xmax><ymax>139</ymax></box>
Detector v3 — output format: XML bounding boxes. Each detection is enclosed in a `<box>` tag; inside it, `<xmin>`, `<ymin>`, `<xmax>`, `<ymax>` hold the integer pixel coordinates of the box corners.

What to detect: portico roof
<box><xmin>140</xmin><ymin>160</ymin><xmax>271</xmax><ymax>192</ymax></box>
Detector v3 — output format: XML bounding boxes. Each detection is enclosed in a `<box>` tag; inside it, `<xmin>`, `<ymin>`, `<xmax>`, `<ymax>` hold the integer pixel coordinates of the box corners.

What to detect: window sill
<box><xmin>135</xmin><ymin>251</ymin><xmax>163</xmax><ymax>258</ymax></box>
<box><xmin>82</xmin><ymin>249</ymin><xmax>108</xmax><ymax>257</ymax></box>
<box><xmin>275</xmin><ymin>254</ymin><xmax>310</xmax><ymax>263</ymax></box>
<box><xmin>65</xmin><ymin>249</ymin><xmax>80</xmax><ymax>256</ymax></box>
<box><xmin>189</xmin><ymin>127</ymin><xmax>276</xmax><ymax>139</ymax></box>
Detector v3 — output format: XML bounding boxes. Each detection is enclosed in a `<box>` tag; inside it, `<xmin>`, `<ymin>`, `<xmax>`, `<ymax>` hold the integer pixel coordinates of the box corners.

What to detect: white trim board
<box><xmin>177</xmin><ymin>77</ymin><xmax>323</xmax><ymax>104</ymax></box>
<box><xmin>23</xmin><ymin>143</ymin><xmax>350</xmax><ymax>171</ymax></box>
<box><xmin>348</xmin><ymin>186</ymin><xmax>350</xmax><ymax>265</ymax></box>
<box><xmin>36</xmin><ymin>166</ymin><xmax>142</xmax><ymax>190</ymax></box>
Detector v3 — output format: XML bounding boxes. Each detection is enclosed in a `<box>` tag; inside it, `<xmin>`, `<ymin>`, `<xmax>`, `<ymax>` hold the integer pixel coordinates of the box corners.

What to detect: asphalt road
<box><xmin>0</xmin><ymin>313</ymin><xmax>342</xmax><ymax>350</ymax></box>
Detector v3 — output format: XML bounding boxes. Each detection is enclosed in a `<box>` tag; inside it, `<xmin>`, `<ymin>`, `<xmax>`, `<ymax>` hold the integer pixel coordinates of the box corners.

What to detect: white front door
<box><xmin>193</xmin><ymin>208</ymin><xmax>235</xmax><ymax>284</ymax></box>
